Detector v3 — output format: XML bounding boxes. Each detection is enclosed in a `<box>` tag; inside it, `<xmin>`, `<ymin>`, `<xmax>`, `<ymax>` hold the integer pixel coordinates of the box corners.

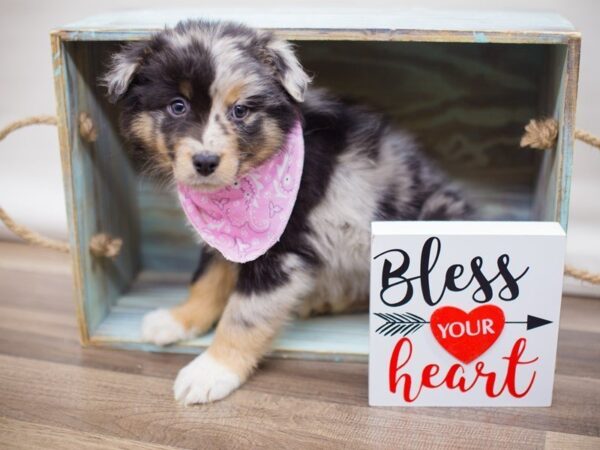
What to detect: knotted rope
<box><xmin>0</xmin><ymin>114</ymin><xmax>121</xmax><ymax>258</ymax></box>
<box><xmin>89</xmin><ymin>232</ymin><xmax>122</xmax><ymax>258</ymax></box>
<box><xmin>521</xmin><ymin>118</ymin><xmax>600</xmax><ymax>284</ymax></box>
<box><xmin>0</xmin><ymin>115</ymin><xmax>598</xmax><ymax>282</ymax></box>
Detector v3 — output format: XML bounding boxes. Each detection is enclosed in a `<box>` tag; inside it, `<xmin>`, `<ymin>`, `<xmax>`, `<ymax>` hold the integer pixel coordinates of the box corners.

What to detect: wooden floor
<box><xmin>0</xmin><ymin>242</ymin><xmax>599</xmax><ymax>449</ymax></box>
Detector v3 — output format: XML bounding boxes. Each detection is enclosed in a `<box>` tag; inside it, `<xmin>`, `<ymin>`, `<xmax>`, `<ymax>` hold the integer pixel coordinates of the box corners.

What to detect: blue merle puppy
<box><xmin>103</xmin><ymin>20</ymin><xmax>470</xmax><ymax>405</ymax></box>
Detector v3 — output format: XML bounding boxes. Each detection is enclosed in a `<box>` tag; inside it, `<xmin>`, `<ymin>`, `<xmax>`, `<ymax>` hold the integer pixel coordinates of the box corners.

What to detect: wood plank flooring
<box><xmin>0</xmin><ymin>242</ymin><xmax>598</xmax><ymax>449</ymax></box>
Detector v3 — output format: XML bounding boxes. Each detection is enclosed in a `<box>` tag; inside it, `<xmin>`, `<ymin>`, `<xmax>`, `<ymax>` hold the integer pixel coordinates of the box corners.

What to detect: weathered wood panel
<box><xmin>298</xmin><ymin>41</ymin><xmax>547</xmax><ymax>184</ymax></box>
<box><xmin>137</xmin><ymin>177</ymin><xmax>198</xmax><ymax>272</ymax></box>
<box><xmin>50</xmin><ymin>11</ymin><xmax>579</xmax><ymax>355</ymax></box>
<box><xmin>54</xmin><ymin>8</ymin><xmax>578</xmax><ymax>45</ymax></box>
<box><xmin>54</xmin><ymin>39</ymin><xmax>141</xmax><ymax>339</ymax></box>
<box><xmin>531</xmin><ymin>39</ymin><xmax>579</xmax><ymax>226</ymax></box>
<box><xmin>92</xmin><ymin>271</ymin><xmax>369</xmax><ymax>361</ymax></box>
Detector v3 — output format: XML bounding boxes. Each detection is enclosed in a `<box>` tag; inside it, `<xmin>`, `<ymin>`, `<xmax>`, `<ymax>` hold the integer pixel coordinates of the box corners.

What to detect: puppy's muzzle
<box><xmin>193</xmin><ymin>152</ymin><xmax>221</xmax><ymax>176</ymax></box>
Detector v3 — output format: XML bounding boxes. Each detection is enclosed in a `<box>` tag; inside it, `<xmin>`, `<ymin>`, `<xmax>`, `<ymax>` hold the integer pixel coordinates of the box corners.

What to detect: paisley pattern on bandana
<box><xmin>178</xmin><ymin>121</ymin><xmax>304</xmax><ymax>263</ymax></box>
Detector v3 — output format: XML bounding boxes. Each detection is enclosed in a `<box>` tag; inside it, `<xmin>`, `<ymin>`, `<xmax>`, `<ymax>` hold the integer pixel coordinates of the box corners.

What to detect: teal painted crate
<box><xmin>50</xmin><ymin>9</ymin><xmax>579</xmax><ymax>360</ymax></box>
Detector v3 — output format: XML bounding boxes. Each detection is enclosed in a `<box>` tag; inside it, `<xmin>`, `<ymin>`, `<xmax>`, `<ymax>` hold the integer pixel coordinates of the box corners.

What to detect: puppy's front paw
<box><xmin>174</xmin><ymin>353</ymin><xmax>241</xmax><ymax>405</ymax></box>
<box><xmin>141</xmin><ymin>308</ymin><xmax>195</xmax><ymax>346</ymax></box>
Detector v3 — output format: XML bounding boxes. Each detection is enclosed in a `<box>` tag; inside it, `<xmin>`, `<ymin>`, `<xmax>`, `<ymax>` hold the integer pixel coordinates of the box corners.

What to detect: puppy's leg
<box><xmin>174</xmin><ymin>253</ymin><xmax>314</xmax><ymax>404</ymax></box>
<box><xmin>142</xmin><ymin>252</ymin><xmax>237</xmax><ymax>346</ymax></box>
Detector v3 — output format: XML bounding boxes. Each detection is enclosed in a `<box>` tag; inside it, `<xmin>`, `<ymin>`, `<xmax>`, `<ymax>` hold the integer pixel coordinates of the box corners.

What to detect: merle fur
<box><xmin>104</xmin><ymin>19</ymin><xmax>470</xmax><ymax>301</ymax></box>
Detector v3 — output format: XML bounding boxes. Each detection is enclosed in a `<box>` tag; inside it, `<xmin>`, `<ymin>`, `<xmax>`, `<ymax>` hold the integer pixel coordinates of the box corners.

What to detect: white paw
<box><xmin>174</xmin><ymin>353</ymin><xmax>241</xmax><ymax>405</ymax></box>
<box><xmin>141</xmin><ymin>309</ymin><xmax>195</xmax><ymax>346</ymax></box>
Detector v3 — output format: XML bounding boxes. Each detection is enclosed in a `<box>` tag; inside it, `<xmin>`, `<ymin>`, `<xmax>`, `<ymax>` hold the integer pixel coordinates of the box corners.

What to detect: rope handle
<box><xmin>0</xmin><ymin>114</ymin><xmax>121</xmax><ymax>258</ymax></box>
<box><xmin>0</xmin><ymin>115</ymin><xmax>598</xmax><ymax>283</ymax></box>
<box><xmin>521</xmin><ymin>118</ymin><xmax>600</xmax><ymax>285</ymax></box>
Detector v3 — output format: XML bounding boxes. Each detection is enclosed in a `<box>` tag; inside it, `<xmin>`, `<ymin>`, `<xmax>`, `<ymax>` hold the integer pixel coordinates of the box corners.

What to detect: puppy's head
<box><xmin>103</xmin><ymin>20</ymin><xmax>310</xmax><ymax>190</ymax></box>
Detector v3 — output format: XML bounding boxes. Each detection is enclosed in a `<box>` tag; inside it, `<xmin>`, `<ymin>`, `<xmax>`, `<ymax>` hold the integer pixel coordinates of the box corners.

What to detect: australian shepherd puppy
<box><xmin>103</xmin><ymin>20</ymin><xmax>470</xmax><ymax>405</ymax></box>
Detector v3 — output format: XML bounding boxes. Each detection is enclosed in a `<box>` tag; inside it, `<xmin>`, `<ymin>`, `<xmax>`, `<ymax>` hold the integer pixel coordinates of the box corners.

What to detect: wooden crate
<box><xmin>50</xmin><ymin>9</ymin><xmax>580</xmax><ymax>360</ymax></box>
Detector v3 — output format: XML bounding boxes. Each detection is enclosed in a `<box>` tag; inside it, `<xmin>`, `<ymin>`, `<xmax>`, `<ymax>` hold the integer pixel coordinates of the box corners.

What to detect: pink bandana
<box><xmin>177</xmin><ymin>121</ymin><xmax>304</xmax><ymax>263</ymax></box>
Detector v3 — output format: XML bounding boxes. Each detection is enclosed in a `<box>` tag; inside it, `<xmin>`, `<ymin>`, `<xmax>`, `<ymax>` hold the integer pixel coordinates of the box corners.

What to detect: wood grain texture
<box><xmin>90</xmin><ymin>272</ymin><xmax>369</xmax><ymax>361</ymax></box>
<box><xmin>0</xmin><ymin>417</ymin><xmax>177</xmax><ymax>450</ymax></box>
<box><xmin>61</xmin><ymin>39</ymin><xmax>140</xmax><ymax>334</ymax></box>
<box><xmin>545</xmin><ymin>432</ymin><xmax>600</xmax><ymax>450</ymax></box>
<box><xmin>0</xmin><ymin>242</ymin><xmax>598</xmax><ymax>449</ymax></box>
<box><xmin>52</xmin><ymin>9</ymin><xmax>579</xmax><ymax>45</ymax></box>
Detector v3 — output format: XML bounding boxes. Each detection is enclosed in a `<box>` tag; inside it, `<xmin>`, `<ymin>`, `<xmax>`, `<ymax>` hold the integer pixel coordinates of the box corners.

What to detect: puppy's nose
<box><xmin>192</xmin><ymin>152</ymin><xmax>220</xmax><ymax>176</ymax></box>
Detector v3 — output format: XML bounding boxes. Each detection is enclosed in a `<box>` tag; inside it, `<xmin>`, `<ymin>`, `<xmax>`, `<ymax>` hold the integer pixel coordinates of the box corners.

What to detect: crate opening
<box><xmin>63</xmin><ymin>39</ymin><xmax>568</xmax><ymax>359</ymax></box>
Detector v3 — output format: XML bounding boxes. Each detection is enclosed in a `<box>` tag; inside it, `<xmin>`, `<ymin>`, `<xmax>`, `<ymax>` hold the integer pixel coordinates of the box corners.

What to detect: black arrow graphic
<box><xmin>374</xmin><ymin>312</ymin><xmax>553</xmax><ymax>336</ymax></box>
<box><xmin>374</xmin><ymin>312</ymin><xmax>427</xmax><ymax>337</ymax></box>
<box><xmin>506</xmin><ymin>315</ymin><xmax>553</xmax><ymax>331</ymax></box>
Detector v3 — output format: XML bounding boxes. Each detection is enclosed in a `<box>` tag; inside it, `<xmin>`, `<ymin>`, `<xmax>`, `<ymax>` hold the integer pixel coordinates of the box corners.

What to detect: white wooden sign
<box><xmin>369</xmin><ymin>221</ymin><xmax>565</xmax><ymax>406</ymax></box>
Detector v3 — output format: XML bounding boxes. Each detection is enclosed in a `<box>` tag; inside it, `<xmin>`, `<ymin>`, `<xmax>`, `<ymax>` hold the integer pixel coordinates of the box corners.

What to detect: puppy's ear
<box><xmin>261</xmin><ymin>34</ymin><xmax>311</xmax><ymax>102</ymax></box>
<box><xmin>102</xmin><ymin>42</ymin><xmax>148</xmax><ymax>103</ymax></box>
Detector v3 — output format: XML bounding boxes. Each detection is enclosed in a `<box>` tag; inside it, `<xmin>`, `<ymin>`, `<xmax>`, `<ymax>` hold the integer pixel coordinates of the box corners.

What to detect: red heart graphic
<box><xmin>430</xmin><ymin>305</ymin><xmax>505</xmax><ymax>364</ymax></box>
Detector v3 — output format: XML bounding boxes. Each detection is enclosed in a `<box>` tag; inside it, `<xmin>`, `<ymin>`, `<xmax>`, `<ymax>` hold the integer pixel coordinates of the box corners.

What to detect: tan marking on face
<box><xmin>239</xmin><ymin>116</ymin><xmax>284</xmax><ymax>173</ymax></box>
<box><xmin>209</xmin><ymin>69</ymin><xmax>284</xmax><ymax>177</ymax></box>
<box><xmin>172</xmin><ymin>137</ymin><xmax>199</xmax><ymax>185</ymax></box>
<box><xmin>131</xmin><ymin>112</ymin><xmax>171</xmax><ymax>170</ymax></box>
<box><xmin>223</xmin><ymin>81</ymin><xmax>244</xmax><ymax>108</ymax></box>
<box><xmin>179</xmin><ymin>80</ymin><xmax>192</xmax><ymax>99</ymax></box>
<box><xmin>131</xmin><ymin>112</ymin><xmax>154</xmax><ymax>145</ymax></box>
<box><xmin>171</xmin><ymin>256</ymin><xmax>238</xmax><ymax>334</ymax></box>
<box><xmin>155</xmin><ymin>129</ymin><xmax>170</xmax><ymax>159</ymax></box>
<box><xmin>215</xmin><ymin>72</ymin><xmax>264</xmax><ymax>106</ymax></box>
<box><xmin>212</xmin><ymin>59</ymin><xmax>259</xmax><ymax>107</ymax></box>
<box><xmin>210</xmin><ymin>39</ymin><xmax>265</xmax><ymax>106</ymax></box>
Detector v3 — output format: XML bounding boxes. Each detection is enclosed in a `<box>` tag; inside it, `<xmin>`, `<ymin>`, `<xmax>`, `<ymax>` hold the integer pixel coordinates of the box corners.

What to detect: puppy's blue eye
<box><xmin>232</xmin><ymin>104</ymin><xmax>249</xmax><ymax>120</ymax></box>
<box><xmin>168</xmin><ymin>98</ymin><xmax>188</xmax><ymax>116</ymax></box>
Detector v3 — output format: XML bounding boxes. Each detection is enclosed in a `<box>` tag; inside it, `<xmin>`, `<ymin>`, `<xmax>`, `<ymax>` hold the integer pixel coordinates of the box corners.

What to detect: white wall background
<box><xmin>1</xmin><ymin>0</ymin><xmax>598</xmax><ymax>295</ymax></box>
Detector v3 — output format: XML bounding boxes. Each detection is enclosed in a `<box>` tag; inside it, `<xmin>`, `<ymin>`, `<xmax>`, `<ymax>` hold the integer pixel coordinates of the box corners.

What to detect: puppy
<box><xmin>103</xmin><ymin>20</ymin><xmax>470</xmax><ymax>405</ymax></box>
